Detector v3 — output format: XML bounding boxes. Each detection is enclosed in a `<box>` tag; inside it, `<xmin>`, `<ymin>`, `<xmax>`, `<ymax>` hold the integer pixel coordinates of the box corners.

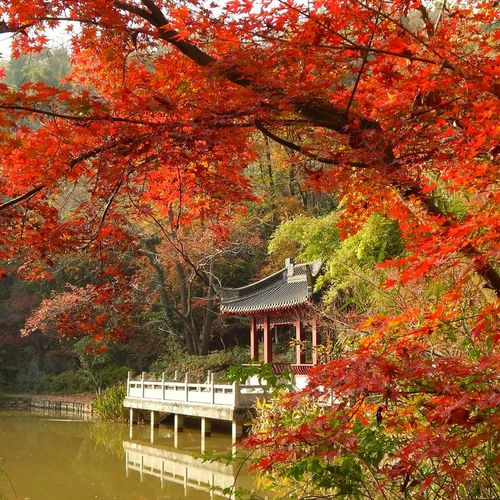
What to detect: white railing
<box><xmin>126</xmin><ymin>371</ymin><xmax>267</xmax><ymax>409</ymax></box>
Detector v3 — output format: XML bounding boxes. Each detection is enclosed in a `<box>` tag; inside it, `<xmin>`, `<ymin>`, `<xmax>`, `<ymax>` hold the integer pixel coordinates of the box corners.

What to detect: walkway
<box><xmin>124</xmin><ymin>372</ymin><xmax>268</xmax><ymax>445</ymax></box>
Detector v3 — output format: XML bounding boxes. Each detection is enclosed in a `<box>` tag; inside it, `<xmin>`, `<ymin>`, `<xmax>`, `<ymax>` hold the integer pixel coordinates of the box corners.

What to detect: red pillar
<box><xmin>263</xmin><ymin>315</ymin><xmax>272</xmax><ymax>363</ymax></box>
<box><xmin>295</xmin><ymin>320</ymin><xmax>305</xmax><ymax>365</ymax></box>
<box><xmin>311</xmin><ymin>319</ymin><xmax>318</xmax><ymax>365</ymax></box>
<box><xmin>250</xmin><ymin>316</ymin><xmax>259</xmax><ymax>361</ymax></box>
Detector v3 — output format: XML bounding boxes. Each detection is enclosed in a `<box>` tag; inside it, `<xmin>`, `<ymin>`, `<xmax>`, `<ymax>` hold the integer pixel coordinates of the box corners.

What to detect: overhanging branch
<box><xmin>0</xmin><ymin>185</ymin><xmax>44</xmax><ymax>211</ymax></box>
<box><xmin>255</xmin><ymin>120</ymin><xmax>369</xmax><ymax>168</ymax></box>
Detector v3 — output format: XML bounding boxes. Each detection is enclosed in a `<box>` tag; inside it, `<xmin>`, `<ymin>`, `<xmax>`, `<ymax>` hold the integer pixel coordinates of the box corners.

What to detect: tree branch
<box><xmin>0</xmin><ymin>185</ymin><xmax>44</xmax><ymax>211</ymax></box>
<box><xmin>345</xmin><ymin>0</ymin><xmax>382</xmax><ymax>116</ymax></box>
<box><xmin>0</xmin><ymin>104</ymin><xmax>163</xmax><ymax>126</ymax></box>
<box><xmin>255</xmin><ymin>120</ymin><xmax>369</xmax><ymax>168</ymax></box>
<box><xmin>112</xmin><ymin>0</ymin><xmax>382</xmax><ymax>138</ymax></box>
<box><xmin>82</xmin><ymin>180</ymin><xmax>123</xmax><ymax>249</ymax></box>
<box><xmin>0</xmin><ymin>135</ymin><xmax>152</xmax><ymax>212</ymax></box>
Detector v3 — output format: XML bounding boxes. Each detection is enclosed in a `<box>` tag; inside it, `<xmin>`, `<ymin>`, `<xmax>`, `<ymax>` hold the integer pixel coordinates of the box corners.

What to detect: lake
<box><xmin>0</xmin><ymin>410</ymin><xmax>260</xmax><ymax>499</ymax></box>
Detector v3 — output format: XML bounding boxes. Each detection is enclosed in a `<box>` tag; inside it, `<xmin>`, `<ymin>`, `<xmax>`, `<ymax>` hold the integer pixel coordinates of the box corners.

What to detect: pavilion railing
<box><xmin>126</xmin><ymin>371</ymin><xmax>268</xmax><ymax>409</ymax></box>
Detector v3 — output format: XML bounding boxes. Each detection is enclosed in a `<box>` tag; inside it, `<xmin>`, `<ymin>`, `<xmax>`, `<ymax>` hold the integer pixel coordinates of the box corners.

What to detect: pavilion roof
<box><xmin>216</xmin><ymin>259</ymin><xmax>322</xmax><ymax>315</ymax></box>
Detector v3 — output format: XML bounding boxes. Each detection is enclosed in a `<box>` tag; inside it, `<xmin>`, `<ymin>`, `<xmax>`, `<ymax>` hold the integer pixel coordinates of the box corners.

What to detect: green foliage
<box><xmin>226</xmin><ymin>362</ymin><xmax>294</xmax><ymax>389</ymax></box>
<box><xmin>93</xmin><ymin>383</ymin><xmax>128</xmax><ymax>422</ymax></box>
<box><xmin>268</xmin><ymin>212</ymin><xmax>340</xmax><ymax>264</ymax></box>
<box><xmin>74</xmin><ymin>337</ymin><xmax>129</xmax><ymax>394</ymax></box>
<box><xmin>99</xmin><ymin>365</ymin><xmax>131</xmax><ymax>387</ymax></box>
<box><xmin>13</xmin><ymin>365</ymin><xmax>130</xmax><ymax>394</ymax></box>
<box><xmin>430</xmin><ymin>183</ymin><xmax>469</xmax><ymax>220</ymax></box>
<box><xmin>42</xmin><ymin>370</ymin><xmax>92</xmax><ymax>393</ymax></box>
<box><xmin>151</xmin><ymin>346</ymin><xmax>250</xmax><ymax>382</ymax></box>
<box><xmin>249</xmin><ymin>392</ymin><xmax>400</xmax><ymax>499</ymax></box>
<box><xmin>268</xmin><ymin>211</ymin><xmax>404</xmax><ymax>311</ymax></box>
<box><xmin>3</xmin><ymin>48</ymin><xmax>70</xmax><ymax>88</ymax></box>
<box><xmin>317</xmin><ymin>213</ymin><xmax>404</xmax><ymax>304</ymax></box>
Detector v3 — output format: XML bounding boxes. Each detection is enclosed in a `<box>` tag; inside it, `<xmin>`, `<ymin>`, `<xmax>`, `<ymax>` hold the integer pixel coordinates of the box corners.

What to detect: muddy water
<box><xmin>0</xmin><ymin>410</ymin><xmax>260</xmax><ymax>500</ymax></box>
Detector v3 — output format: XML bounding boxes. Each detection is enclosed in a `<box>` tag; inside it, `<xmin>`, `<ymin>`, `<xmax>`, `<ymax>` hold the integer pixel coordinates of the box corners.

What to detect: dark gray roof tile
<box><xmin>217</xmin><ymin>259</ymin><xmax>322</xmax><ymax>315</ymax></box>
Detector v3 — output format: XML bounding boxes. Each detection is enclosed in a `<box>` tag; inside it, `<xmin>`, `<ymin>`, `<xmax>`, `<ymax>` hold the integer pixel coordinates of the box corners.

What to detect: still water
<box><xmin>0</xmin><ymin>410</ymin><xmax>258</xmax><ymax>500</ymax></box>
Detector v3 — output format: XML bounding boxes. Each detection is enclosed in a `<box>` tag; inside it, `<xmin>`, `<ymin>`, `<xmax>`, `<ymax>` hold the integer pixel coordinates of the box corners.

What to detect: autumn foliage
<box><xmin>0</xmin><ymin>0</ymin><xmax>498</xmax><ymax>497</ymax></box>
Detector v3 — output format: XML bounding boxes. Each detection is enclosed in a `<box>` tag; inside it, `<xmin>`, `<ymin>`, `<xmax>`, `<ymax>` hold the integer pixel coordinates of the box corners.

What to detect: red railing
<box><xmin>272</xmin><ymin>363</ymin><xmax>313</xmax><ymax>375</ymax></box>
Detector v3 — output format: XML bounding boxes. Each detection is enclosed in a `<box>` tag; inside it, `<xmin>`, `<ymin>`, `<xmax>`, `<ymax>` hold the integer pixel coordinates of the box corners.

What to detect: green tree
<box><xmin>3</xmin><ymin>47</ymin><xmax>70</xmax><ymax>88</ymax></box>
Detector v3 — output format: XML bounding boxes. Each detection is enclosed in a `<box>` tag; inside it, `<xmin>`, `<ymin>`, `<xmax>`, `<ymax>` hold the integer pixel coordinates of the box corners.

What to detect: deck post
<box><xmin>161</xmin><ymin>372</ymin><xmax>165</xmax><ymax>401</ymax></box>
<box><xmin>129</xmin><ymin>407</ymin><xmax>134</xmax><ymax>439</ymax></box>
<box><xmin>141</xmin><ymin>371</ymin><xmax>146</xmax><ymax>398</ymax></box>
<box><xmin>311</xmin><ymin>319</ymin><xmax>318</xmax><ymax>365</ymax></box>
<box><xmin>184</xmin><ymin>373</ymin><xmax>189</xmax><ymax>402</ymax></box>
<box><xmin>150</xmin><ymin>411</ymin><xmax>155</xmax><ymax>443</ymax></box>
<box><xmin>263</xmin><ymin>314</ymin><xmax>272</xmax><ymax>363</ymax></box>
<box><xmin>232</xmin><ymin>380</ymin><xmax>240</xmax><ymax>408</ymax></box>
<box><xmin>232</xmin><ymin>420</ymin><xmax>243</xmax><ymax>439</ymax></box>
<box><xmin>210</xmin><ymin>373</ymin><xmax>215</xmax><ymax>405</ymax></box>
<box><xmin>295</xmin><ymin>320</ymin><xmax>305</xmax><ymax>365</ymax></box>
<box><xmin>174</xmin><ymin>413</ymin><xmax>184</xmax><ymax>433</ymax></box>
<box><xmin>174</xmin><ymin>369</ymin><xmax>179</xmax><ymax>381</ymax></box>
<box><xmin>232</xmin><ymin>420</ymin><xmax>243</xmax><ymax>456</ymax></box>
<box><xmin>201</xmin><ymin>417</ymin><xmax>211</xmax><ymax>437</ymax></box>
<box><xmin>127</xmin><ymin>370</ymin><xmax>132</xmax><ymax>396</ymax></box>
<box><xmin>250</xmin><ymin>316</ymin><xmax>258</xmax><ymax>360</ymax></box>
<box><xmin>201</xmin><ymin>432</ymin><xmax>206</xmax><ymax>453</ymax></box>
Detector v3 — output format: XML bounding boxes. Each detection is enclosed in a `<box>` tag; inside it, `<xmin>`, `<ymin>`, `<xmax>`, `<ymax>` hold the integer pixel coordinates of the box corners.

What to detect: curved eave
<box><xmin>220</xmin><ymin>297</ymin><xmax>311</xmax><ymax>316</ymax></box>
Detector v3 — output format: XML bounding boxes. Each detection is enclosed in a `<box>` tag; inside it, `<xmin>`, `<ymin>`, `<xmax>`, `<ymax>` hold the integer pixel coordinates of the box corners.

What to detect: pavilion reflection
<box><xmin>123</xmin><ymin>428</ymin><xmax>252</xmax><ymax>499</ymax></box>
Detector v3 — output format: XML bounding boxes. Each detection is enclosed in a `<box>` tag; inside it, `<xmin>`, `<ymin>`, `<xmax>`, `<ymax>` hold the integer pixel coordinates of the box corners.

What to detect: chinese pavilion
<box><xmin>216</xmin><ymin>259</ymin><xmax>323</xmax><ymax>382</ymax></box>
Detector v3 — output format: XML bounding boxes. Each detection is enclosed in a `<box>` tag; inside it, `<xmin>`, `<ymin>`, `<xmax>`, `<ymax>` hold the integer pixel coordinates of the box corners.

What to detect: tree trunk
<box><xmin>142</xmin><ymin>237</ymin><xmax>179</xmax><ymax>338</ymax></box>
<box><xmin>200</xmin><ymin>257</ymin><xmax>217</xmax><ymax>355</ymax></box>
<box><xmin>175</xmin><ymin>260</ymin><xmax>199</xmax><ymax>354</ymax></box>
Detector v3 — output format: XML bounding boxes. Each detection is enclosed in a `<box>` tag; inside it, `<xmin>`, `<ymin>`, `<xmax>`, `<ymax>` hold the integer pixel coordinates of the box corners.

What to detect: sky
<box><xmin>0</xmin><ymin>33</ymin><xmax>13</xmax><ymax>59</ymax></box>
<box><xmin>0</xmin><ymin>26</ymin><xmax>72</xmax><ymax>61</ymax></box>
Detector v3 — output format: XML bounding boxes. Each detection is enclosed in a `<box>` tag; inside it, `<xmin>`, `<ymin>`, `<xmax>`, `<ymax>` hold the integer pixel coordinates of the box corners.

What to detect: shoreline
<box><xmin>0</xmin><ymin>392</ymin><xmax>95</xmax><ymax>413</ymax></box>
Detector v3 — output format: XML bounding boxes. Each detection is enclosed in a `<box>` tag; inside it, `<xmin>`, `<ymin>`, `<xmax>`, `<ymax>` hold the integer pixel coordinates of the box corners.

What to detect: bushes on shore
<box><xmin>93</xmin><ymin>384</ymin><xmax>128</xmax><ymax>422</ymax></box>
<box><xmin>151</xmin><ymin>346</ymin><xmax>250</xmax><ymax>382</ymax></box>
<box><xmin>13</xmin><ymin>365</ymin><xmax>131</xmax><ymax>395</ymax></box>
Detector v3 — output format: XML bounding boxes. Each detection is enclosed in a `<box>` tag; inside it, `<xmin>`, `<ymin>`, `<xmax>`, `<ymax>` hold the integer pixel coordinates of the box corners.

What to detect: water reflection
<box><xmin>124</xmin><ymin>441</ymin><xmax>236</xmax><ymax>498</ymax></box>
<box><xmin>32</xmin><ymin>406</ymin><xmax>93</xmax><ymax>420</ymax></box>
<box><xmin>125</xmin><ymin>421</ymin><xmax>254</xmax><ymax>499</ymax></box>
<box><xmin>0</xmin><ymin>410</ymin><xmax>258</xmax><ymax>500</ymax></box>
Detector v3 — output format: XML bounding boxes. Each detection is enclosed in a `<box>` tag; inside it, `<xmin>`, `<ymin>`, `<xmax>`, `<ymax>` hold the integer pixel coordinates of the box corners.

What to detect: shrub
<box><xmin>151</xmin><ymin>346</ymin><xmax>250</xmax><ymax>382</ymax></box>
<box><xmin>43</xmin><ymin>370</ymin><xmax>92</xmax><ymax>393</ymax></box>
<box><xmin>93</xmin><ymin>383</ymin><xmax>128</xmax><ymax>422</ymax></box>
<box><xmin>99</xmin><ymin>366</ymin><xmax>131</xmax><ymax>388</ymax></box>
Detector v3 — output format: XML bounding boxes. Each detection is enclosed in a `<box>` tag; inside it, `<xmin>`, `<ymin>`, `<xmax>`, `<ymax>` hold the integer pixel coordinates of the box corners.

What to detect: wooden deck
<box><xmin>125</xmin><ymin>373</ymin><xmax>267</xmax><ymax>418</ymax></box>
<box><xmin>124</xmin><ymin>372</ymin><xmax>270</xmax><ymax>446</ymax></box>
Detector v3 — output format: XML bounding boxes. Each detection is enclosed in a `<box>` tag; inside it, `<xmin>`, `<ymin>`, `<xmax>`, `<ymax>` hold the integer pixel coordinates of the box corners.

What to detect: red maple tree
<box><xmin>0</xmin><ymin>0</ymin><xmax>498</xmax><ymax>496</ymax></box>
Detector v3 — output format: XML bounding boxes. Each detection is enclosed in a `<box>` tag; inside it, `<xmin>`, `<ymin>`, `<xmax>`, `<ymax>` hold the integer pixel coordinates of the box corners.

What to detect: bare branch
<box><xmin>0</xmin><ymin>104</ymin><xmax>163</xmax><ymax>126</ymax></box>
<box><xmin>0</xmin><ymin>185</ymin><xmax>44</xmax><ymax>211</ymax></box>
<box><xmin>345</xmin><ymin>0</ymin><xmax>383</xmax><ymax>116</ymax></box>
<box><xmin>0</xmin><ymin>135</ymin><xmax>152</xmax><ymax>212</ymax></box>
<box><xmin>83</xmin><ymin>180</ymin><xmax>123</xmax><ymax>249</ymax></box>
<box><xmin>255</xmin><ymin>121</ymin><xmax>370</xmax><ymax>168</ymax></box>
